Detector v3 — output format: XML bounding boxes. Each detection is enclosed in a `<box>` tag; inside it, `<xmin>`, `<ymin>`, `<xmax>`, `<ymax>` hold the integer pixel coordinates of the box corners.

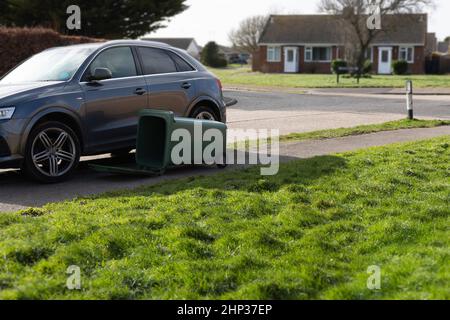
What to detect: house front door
<box><xmin>378</xmin><ymin>47</ymin><xmax>392</xmax><ymax>74</ymax></box>
<box><xmin>284</xmin><ymin>47</ymin><xmax>299</xmax><ymax>73</ymax></box>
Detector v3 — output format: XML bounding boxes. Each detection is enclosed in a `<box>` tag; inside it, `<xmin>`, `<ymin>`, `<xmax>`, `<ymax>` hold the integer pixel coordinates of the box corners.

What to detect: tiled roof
<box><xmin>259</xmin><ymin>14</ymin><xmax>427</xmax><ymax>45</ymax></box>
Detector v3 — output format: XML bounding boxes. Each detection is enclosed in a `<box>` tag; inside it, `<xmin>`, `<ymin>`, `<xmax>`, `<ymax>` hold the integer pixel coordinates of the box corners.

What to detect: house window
<box><xmin>399</xmin><ymin>47</ymin><xmax>414</xmax><ymax>63</ymax></box>
<box><xmin>267</xmin><ymin>46</ymin><xmax>281</xmax><ymax>62</ymax></box>
<box><xmin>287</xmin><ymin>50</ymin><xmax>294</xmax><ymax>62</ymax></box>
<box><xmin>305</xmin><ymin>47</ymin><xmax>332</xmax><ymax>62</ymax></box>
<box><xmin>305</xmin><ymin>47</ymin><xmax>312</xmax><ymax>61</ymax></box>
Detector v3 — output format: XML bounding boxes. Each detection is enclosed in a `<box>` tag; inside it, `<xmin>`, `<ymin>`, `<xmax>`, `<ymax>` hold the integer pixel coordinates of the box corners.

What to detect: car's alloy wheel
<box><xmin>195</xmin><ymin>111</ymin><xmax>215</xmax><ymax>121</ymax></box>
<box><xmin>24</xmin><ymin>122</ymin><xmax>80</xmax><ymax>183</ymax></box>
<box><xmin>192</xmin><ymin>106</ymin><xmax>219</xmax><ymax>122</ymax></box>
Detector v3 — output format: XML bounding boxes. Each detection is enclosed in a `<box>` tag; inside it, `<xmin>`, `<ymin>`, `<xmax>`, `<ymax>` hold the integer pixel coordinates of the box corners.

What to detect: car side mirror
<box><xmin>89</xmin><ymin>68</ymin><xmax>112</xmax><ymax>82</ymax></box>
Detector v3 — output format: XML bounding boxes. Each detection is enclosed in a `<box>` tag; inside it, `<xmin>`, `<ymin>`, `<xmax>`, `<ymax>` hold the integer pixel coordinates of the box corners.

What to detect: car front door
<box><xmin>136</xmin><ymin>47</ymin><xmax>196</xmax><ymax>116</ymax></box>
<box><xmin>80</xmin><ymin>46</ymin><xmax>148</xmax><ymax>150</ymax></box>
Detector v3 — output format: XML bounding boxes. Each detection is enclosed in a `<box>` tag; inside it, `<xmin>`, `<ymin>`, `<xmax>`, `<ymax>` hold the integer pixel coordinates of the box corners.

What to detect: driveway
<box><xmin>1</xmin><ymin>89</ymin><xmax>450</xmax><ymax>212</ymax></box>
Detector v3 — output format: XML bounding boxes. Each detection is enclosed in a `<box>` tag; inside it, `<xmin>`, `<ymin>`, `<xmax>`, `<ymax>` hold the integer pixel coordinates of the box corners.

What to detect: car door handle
<box><xmin>181</xmin><ymin>82</ymin><xmax>192</xmax><ymax>89</ymax></box>
<box><xmin>134</xmin><ymin>88</ymin><xmax>147</xmax><ymax>95</ymax></box>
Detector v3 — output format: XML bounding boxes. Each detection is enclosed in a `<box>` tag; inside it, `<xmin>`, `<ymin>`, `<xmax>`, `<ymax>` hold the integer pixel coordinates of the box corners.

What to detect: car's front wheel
<box><xmin>23</xmin><ymin>121</ymin><xmax>80</xmax><ymax>183</ymax></box>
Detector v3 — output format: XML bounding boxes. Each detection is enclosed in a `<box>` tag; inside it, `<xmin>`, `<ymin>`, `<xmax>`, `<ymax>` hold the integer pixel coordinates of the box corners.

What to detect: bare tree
<box><xmin>319</xmin><ymin>0</ymin><xmax>434</xmax><ymax>82</ymax></box>
<box><xmin>229</xmin><ymin>15</ymin><xmax>268</xmax><ymax>54</ymax></box>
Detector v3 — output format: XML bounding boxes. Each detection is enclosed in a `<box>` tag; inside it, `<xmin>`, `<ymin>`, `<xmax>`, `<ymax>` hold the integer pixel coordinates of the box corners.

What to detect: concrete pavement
<box><xmin>280</xmin><ymin>125</ymin><xmax>450</xmax><ymax>159</ymax></box>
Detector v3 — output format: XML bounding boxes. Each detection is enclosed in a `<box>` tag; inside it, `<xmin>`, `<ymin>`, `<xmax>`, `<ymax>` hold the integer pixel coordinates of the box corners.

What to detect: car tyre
<box><xmin>23</xmin><ymin>121</ymin><xmax>80</xmax><ymax>183</ymax></box>
<box><xmin>191</xmin><ymin>106</ymin><xmax>219</xmax><ymax>122</ymax></box>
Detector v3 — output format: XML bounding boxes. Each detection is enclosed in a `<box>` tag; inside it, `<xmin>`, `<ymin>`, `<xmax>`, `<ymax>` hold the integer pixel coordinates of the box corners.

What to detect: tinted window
<box><xmin>138</xmin><ymin>47</ymin><xmax>177</xmax><ymax>75</ymax></box>
<box><xmin>86</xmin><ymin>47</ymin><xmax>137</xmax><ymax>79</ymax></box>
<box><xmin>168</xmin><ymin>52</ymin><xmax>195</xmax><ymax>72</ymax></box>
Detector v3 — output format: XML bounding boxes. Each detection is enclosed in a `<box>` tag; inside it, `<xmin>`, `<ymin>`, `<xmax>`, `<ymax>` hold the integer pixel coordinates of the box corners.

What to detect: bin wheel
<box><xmin>217</xmin><ymin>152</ymin><xmax>227</xmax><ymax>169</ymax></box>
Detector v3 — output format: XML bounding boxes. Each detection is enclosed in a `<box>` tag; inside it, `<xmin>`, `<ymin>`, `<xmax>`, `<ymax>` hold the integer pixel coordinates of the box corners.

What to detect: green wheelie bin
<box><xmin>90</xmin><ymin>110</ymin><xmax>227</xmax><ymax>175</ymax></box>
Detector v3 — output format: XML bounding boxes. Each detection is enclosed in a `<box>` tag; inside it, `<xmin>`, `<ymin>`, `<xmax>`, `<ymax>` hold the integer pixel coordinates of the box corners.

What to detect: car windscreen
<box><xmin>0</xmin><ymin>46</ymin><xmax>97</xmax><ymax>84</ymax></box>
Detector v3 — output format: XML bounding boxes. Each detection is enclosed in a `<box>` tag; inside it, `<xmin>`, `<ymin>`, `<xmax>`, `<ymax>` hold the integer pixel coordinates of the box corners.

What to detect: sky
<box><xmin>149</xmin><ymin>0</ymin><xmax>450</xmax><ymax>46</ymax></box>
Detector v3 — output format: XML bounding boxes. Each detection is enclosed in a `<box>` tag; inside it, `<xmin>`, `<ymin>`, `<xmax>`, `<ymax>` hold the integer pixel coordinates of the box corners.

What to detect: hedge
<box><xmin>331</xmin><ymin>60</ymin><xmax>348</xmax><ymax>74</ymax></box>
<box><xmin>392</xmin><ymin>60</ymin><xmax>409</xmax><ymax>75</ymax></box>
<box><xmin>0</xmin><ymin>27</ymin><xmax>103</xmax><ymax>77</ymax></box>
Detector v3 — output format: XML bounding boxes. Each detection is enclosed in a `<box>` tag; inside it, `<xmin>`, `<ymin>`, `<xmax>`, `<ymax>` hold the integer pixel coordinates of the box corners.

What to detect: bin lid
<box><xmin>139</xmin><ymin>109</ymin><xmax>176</xmax><ymax>123</ymax></box>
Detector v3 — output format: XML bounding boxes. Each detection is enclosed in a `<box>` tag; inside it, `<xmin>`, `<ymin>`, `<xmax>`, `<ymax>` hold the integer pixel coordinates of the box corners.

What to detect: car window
<box><xmin>85</xmin><ymin>47</ymin><xmax>137</xmax><ymax>80</ymax></box>
<box><xmin>137</xmin><ymin>47</ymin><xmax>178</xmax><ymax>75</ymax></box>
<box><xmin>1</xmin><ymin>46</ymin><xmax>97</xmax><ymax>83</ymax></box>
<box><xmin>167</xmin><ymin>52</ymin><xmax>195</xmax><ymax>72</ymax></box>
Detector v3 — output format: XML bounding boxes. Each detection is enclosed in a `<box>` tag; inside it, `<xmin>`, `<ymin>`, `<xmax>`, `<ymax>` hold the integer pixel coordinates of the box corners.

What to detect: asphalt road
<box><xmin>1</xmin><ymin>89</ymin><xmax>450</xmax><ymax>212</ymax></box>
<box><xmin>227</xmin><ymin>89</ymin><xmax>450</xmax><ymax>135</ymax></box>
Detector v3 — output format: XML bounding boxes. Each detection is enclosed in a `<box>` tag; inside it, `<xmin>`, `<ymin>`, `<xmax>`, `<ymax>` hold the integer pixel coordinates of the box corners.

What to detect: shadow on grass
<box><xmin>0</xmin><ymin>149</ymin><xmax>347</xmax><ymax>210</ymax></box>
<box><xmin>87</xmin><ymin>152</ymin><xmax>348</xmax><ymax>201</ymax></box>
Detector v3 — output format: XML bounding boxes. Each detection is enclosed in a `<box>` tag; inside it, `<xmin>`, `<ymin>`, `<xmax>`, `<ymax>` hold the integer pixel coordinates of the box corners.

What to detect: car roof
<box><xmin>99</xmin><ymin>40</ymin><xmax>173</xmax><ymax>51</ymax></box>
<box><xmin>48</xmin><ymin>39</ymin><xmax>172</xmax><ymax>52</ymax></box>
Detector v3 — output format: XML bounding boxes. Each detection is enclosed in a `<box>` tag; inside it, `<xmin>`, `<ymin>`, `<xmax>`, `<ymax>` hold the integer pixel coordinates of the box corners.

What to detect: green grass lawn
<box><xmin>279</xmin><ymin>119</ymin><xmax>450</xmax><ymax>143</ymax></box>
<box><xmin>211</xmin><ymin>66</ymin><xmax>450</xmax><ymax>89</ymax></box>
<box><xmin>0</xmin><ymin>136</ymin><xmax>449</xmax><ymax>300</ymax></box>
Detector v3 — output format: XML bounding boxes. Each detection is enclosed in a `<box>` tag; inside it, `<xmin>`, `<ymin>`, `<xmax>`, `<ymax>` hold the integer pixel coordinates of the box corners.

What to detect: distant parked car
<box><xmin>228</xmin><ymin>53</ymin><xmax>248</xmax><ymax>65</ymax></box>
<box><xmin>0</xmin><ymin>40</ymin><xmax>227</xmax><ymax>183</ymax></box>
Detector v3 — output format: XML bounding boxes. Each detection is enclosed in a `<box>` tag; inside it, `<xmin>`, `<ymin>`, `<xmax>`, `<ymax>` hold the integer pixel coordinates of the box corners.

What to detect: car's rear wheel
<box><xmin>191</xmin><ymin>106</ymin><xmax>219</xmax><ymax>122</ymax></box>
<box><xmin>23</xmin><ymin>121</ymin><xmax>80</xmax><ymax>183</ymax></box>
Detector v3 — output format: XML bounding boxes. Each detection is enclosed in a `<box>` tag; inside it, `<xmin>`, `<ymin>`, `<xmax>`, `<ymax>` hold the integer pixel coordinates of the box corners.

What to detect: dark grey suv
<box><xmin>0</xmin><ymin>40</ymin><xmax>226</xmax><ymax>183</ymax></box>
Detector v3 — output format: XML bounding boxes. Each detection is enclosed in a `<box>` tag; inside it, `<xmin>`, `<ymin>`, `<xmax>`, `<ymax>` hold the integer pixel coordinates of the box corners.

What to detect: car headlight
<box><xmin>0</xmin><ymin>107</ymin><xmax>15</xmax><ymax>120</ymax></box>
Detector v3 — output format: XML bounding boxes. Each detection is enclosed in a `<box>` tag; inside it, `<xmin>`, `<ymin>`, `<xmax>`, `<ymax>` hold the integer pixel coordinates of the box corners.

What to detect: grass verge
<box><xmin>279</xmin><ymin>119</ymin><xmax>450</xmax><ymax>143</ymax></box>
<box><xmin>211</xmin><ymin>66</ymin><xmax>450</xmax><ymax>89</ymax></box>
<box><xmin>0</xmin><ymin>137</ymin><xmax>449</xmax><ymax>300</ymax></box>
<box><xmin>232</xmin><ymin>119</ymin><xmax>450</xmax><ymax>149</ymax></box>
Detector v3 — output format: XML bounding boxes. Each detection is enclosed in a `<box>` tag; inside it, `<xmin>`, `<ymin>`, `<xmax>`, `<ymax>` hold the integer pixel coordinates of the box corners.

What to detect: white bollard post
<box><xmin>406</xmin><ymin>80</ymin><xmax>414</xmax><ymax>120</ymax></box>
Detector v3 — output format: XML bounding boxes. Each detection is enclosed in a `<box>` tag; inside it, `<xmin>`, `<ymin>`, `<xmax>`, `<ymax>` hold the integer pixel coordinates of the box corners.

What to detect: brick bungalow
<box><xmin>253</xmin><ymin>14</ymin><xmax>432</xmax><ymax>75</ymax></box>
